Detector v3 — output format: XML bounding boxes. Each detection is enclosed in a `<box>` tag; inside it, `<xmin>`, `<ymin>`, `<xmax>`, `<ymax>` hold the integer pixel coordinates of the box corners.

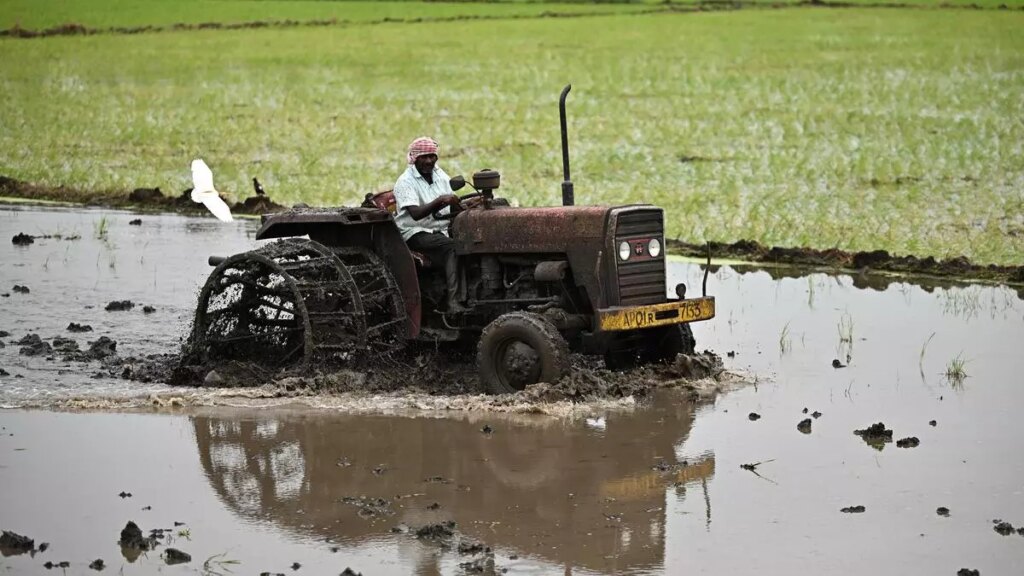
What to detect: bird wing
<box><xmin>190</xmin><ymin>159</ymin><xmax>215</xmax><ymax>196</ymax></box>
<box><xmin>201</xmin><ymin>195</ymin><xmax>234</xmax><ymax>222</ymax></box>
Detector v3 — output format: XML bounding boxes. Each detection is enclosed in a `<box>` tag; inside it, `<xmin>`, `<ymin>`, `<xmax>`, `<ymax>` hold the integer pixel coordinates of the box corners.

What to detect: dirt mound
<box><xmin>669</xmin><ymin>238</ymin><xmax>1024</xmax><ymax>285</ymax></box>
<box><xmin>1</xmin><ymin>174</ymin><xmax>285</xmax><ymax>217</ymax></box>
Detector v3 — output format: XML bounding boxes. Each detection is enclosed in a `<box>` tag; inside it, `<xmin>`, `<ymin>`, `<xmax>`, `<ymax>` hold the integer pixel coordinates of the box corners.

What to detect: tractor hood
<box><xmin>451</xmin><ymin>206</ymin><xmax>610</xmax><ymax>253</ymax></box>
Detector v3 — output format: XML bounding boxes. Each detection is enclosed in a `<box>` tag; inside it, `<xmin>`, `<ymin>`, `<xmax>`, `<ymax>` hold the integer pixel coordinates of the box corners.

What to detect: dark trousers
<box><xmin>407</xmin><ymin>231</ymin><xmax>456</xmax><ymax>266</ymax></box>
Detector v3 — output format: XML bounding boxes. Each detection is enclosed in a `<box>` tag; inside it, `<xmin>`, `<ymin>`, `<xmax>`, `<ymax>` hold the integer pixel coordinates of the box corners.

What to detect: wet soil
<box><xmin>3</xmin><ymin>206</ymin><xmax>1024</xmax><ymax>574</ymax></box>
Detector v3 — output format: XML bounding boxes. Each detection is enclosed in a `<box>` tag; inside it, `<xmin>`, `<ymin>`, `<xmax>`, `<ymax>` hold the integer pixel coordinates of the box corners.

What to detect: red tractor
<box><xmin>183</xmin><ymin>86</ymin><xmax>715</xmax><ymax>393</ymax></box>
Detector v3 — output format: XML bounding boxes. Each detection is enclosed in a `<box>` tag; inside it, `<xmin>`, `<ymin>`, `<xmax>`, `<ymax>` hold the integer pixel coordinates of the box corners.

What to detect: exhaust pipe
<box><xmin>559</xmin><ymin>84</ymin><xmax>574</xmax><ymax>207</ymax></box>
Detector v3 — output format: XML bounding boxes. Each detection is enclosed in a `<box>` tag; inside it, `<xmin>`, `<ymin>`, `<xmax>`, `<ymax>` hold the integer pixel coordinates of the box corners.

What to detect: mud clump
<box><xmin>668</xmin><ymin>351</ymin><xmax>724</xmax><ymax>380</ymax></box>
<box><xmin>118</xmin><ymin>521</ymin><xmax>157</xmax><ymax>551</ymax></box>
<box><xmin>52</xmin><ymin>336</ymin><xmax>79</xmax><ymax>353</ymax></box>
<box><xmin>85</xmin><ymin>336</ymin><xmax>117</xmax><ymax>360</ymax></box>
<box><xmin>89</xmin><ymin>559</ymin><xmax>105</xmax><ymax>570</ymax></box>
<box><xmin>854</xmin><ymin>422</ymin><xmax>893</xmax><ymax>450</ymax></box>
<box><xmin>415</xmin><ymin>521</ymin><xmax>456</xmax><ymax>541</ymax></box>
<box><xmin>12</xmin><ymin>233</ymin><xmax>34</xmax><ymax>245</ymax></box>
<box><xmin>0</xmin><ymin>530</ymin><xmax>34</xmax><ymax>554</ymax></box>
<box><xmin>17</xmin><ymin>334</ymin><xmax>52</xmax><ymax>356</ymax></box>
<box><xmin>748</xmin><ymin>412</ymin><xmax>761</xmax><ymax>421</ymax></box>
<box><xmin>840</xmin><ymin>505</ymin><xmax>866</xmax><ymax>513</ymax></box>
<box><xmin>341</xmin><ymin>496</ymin><xmax>393</xmax><ymax>519</ymax></box>
<box><xmin>896</xmin><ymin>436</ymin><xmax>920</xmax><ymax>448</ymax></box>
<box><xmin>993</xmin><ymin>520</ymin><xmax>1015</xmax><ymax>535</ymax></box>
<box><xmin>105</xmin><ymin>300</ymin><xmax>134</xmax><ymax>312</ymax></box>
<box><xmin>163</xmin><ymin>548</ymin><xmax>191</xmax><ymax>565</ymax></box>
<box><xmin>12</xmin><ymin>285</ymin><xmax>30</xmax><ymax>294</ymax></box>
<box><xmin>67</xmin><ymin>322</ymin><xmax>93</xmax><ymax>333</ymax></box>
<box><xmin>797</xmin><ymin>418</ymin><xmax>812</xmax><ymax>434</ymax></box>
<box><xmin>957</xmin><ymin>569</ymin><xmax>980</xmax><ymax>576</ymax></box>
<box><xmin>937</xmin><ymin>507</ymin><xmax>950</xmax><ymax>517</ymax></box>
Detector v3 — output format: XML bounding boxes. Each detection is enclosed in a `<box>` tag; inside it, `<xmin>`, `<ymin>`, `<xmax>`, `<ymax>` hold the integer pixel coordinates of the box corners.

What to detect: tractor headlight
<box><xmin>618</xmin><ymin>241</ymin><xmax>631</xmax><ymax>261</ymax></box>
<box><xmin>648</xmin><ymin>238</ymin><xmax>662</xmax><ymax>258</ymax></box>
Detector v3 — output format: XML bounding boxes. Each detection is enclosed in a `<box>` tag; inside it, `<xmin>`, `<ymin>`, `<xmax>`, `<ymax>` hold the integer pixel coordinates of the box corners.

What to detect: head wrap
<box><xmin>407</xmin><ymin>137</ymin><xmax>439</xmax><ymax>164</ymax></box>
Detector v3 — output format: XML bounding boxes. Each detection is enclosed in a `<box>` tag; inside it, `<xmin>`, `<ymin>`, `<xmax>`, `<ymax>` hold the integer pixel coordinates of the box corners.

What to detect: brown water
<box><xmin>2</xmin><ymin>206</ymin><xmax>1024</xmax><ymax>575</ymax></box>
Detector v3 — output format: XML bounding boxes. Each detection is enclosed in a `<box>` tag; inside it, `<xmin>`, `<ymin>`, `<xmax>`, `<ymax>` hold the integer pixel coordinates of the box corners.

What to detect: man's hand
<box><xmin>437</xmin><ymin>194</ymin><xmax>461</xmax><ymax>207</ymax></box>
<box><xmin>405</xmin><ymin>194</ymin><xmax>461</xmax><ymax>221</ymax></box>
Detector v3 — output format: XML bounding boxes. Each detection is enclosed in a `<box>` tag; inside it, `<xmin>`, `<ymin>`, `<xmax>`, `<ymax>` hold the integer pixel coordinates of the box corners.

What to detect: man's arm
<box><xmin>394</xmin><ymin>180</ymin><xmax>460</xmax><ymax>221</ymax></box>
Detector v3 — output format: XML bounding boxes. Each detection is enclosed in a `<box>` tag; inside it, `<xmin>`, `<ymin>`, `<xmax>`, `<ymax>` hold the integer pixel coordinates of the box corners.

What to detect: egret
<box><xmin>190</xmin><ymin>159</ymin><xmax>233</xmax><ymax>222</ymax></box>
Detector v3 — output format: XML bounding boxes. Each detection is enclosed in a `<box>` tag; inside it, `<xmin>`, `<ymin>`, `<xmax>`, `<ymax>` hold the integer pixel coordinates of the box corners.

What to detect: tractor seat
<box><xmin>363</xmin><ymin>189</ymin><xmax>432</xmax><ymax>268</ymax></box>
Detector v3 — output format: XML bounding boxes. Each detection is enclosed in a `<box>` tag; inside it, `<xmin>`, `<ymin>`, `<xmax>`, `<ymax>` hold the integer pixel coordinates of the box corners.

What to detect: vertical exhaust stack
<box><xmin>559</xmin><ymin>84</ymin><xmax>574</xmax><ymax>207</ymax></box>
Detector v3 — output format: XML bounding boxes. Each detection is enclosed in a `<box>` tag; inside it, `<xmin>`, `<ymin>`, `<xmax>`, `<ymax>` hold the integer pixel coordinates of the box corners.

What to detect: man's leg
<box><xmin>407</xmin><ymin>232</ymin><xmax>468</xmax><ymax>313</ymax></box>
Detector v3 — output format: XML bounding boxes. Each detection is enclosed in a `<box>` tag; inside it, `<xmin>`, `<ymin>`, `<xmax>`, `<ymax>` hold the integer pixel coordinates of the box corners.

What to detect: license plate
<box><xmin>597</xmin><ymin>297</ymin><xmax>715</xmax><ymax>332</ymax></box>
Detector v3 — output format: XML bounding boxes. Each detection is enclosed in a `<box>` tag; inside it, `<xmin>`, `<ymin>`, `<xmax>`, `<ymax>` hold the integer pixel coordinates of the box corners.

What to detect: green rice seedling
<box><xmin>919</xmin><ymin>331</ymin><xmax>936</xmax><ymax>375</ymax></box>
<box><xmin>93</xmin><ymin>216</ymin><xmax>109</xmax><ymax>241</ymax></box>
<box><xmin>944</xmin><ymin>353</ymin><xmax>968</xmax><ymax>388</ymax></box>
<box><xmin>837</xmin><ymin>313</ymin><xmax>854</xmax><ymax>344</ymax></box>
<box><xmin>779</xmin><ymin>321</ymin><xmax>792</xmax><ymax>354</ymax></box>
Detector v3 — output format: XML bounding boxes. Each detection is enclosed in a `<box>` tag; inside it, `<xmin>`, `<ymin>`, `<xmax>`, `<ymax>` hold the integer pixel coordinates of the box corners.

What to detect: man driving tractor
<box><xmin>392</xmin><ymin>136</ymin><xmax>468</xmax><ymax>313</ymax></box>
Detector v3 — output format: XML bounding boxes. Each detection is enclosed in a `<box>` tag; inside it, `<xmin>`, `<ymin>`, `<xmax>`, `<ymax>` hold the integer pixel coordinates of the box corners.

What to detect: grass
<box><xmin>1</xmin><ymin>5</ymin><xmax>1023</xmax><ymax>264</ymax></box>
<box><xmin>0</xmin><ymin>0</ymin><xmax>655</xmax><ymax>30</ymax></box>
<box><xmin>1</xmin><ymin>0</ymin><xmax>1021</xmax><ymax>32</ymax></box>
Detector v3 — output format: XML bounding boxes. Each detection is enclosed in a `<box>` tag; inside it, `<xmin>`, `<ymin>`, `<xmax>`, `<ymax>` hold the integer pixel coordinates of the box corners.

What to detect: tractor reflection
<box><xmin>192</xmin><ymin>393</ymin><xmax>713</xmax><ymax>574</ymax></box>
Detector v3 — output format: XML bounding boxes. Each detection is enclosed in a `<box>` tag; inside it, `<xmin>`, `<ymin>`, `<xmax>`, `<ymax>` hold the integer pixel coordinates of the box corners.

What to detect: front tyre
<box><xmin>644</xmin><ymin>323</ymin><xmax>696</xmax><ymax>364</ymax></box>
<box><xmin>478</xmin><ymin>312</ymin><xmax>570</xmax><ymax>394</ymax></box>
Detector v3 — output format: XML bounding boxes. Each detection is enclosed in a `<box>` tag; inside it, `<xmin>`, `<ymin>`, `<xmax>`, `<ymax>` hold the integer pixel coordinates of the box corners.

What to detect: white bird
<box><xmin>190</xmin><ymin>159</ymin><xmax>233</xmax><ymax>222</ymax></box>
<box><xmin>585</xmin><ymin>416</ymin><xmax>606</xmax><ymax>430</ymax></box>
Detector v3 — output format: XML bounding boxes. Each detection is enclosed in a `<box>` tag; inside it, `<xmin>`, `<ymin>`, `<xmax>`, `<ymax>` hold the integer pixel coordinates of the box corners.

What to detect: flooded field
<box><xmin>2</xmin><ymin>205</ymin><xmax>1024</xmax><ymax>574</ymax></box>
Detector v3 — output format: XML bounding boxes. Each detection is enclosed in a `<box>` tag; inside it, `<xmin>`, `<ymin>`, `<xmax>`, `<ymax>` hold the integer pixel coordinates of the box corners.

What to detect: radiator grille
<box><xmin>615</xmin><ymin>210</ymin><xmax>665</xmax><ymax>306</ymax></box>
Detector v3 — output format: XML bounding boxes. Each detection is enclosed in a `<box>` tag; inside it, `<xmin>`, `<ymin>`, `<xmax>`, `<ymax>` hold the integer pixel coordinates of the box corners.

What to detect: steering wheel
<box><xmin>432</xmin><ymin>192</ymin><xmax>486</xmax><ymax>221</ymax></box>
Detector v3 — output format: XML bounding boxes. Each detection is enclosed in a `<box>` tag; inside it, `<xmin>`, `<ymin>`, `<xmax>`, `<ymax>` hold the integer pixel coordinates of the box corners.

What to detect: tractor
<box><xmin>182</xmin><ymin>86</ymin><xmax>715</xmax><ymax>393</ymax></box>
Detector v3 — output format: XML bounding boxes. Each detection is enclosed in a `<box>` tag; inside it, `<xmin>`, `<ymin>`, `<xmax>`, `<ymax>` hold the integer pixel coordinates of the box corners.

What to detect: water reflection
<box><xmin>192</xmin><ymin>393</ymin><xmax>713</xmax><ymax>574</ymax></box>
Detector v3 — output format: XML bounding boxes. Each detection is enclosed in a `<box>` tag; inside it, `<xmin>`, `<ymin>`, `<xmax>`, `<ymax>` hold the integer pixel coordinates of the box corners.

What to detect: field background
<box><xmin>1</xmin><ymin>0</ymin><xmax>1022</xmax><ymax>265</ymax></box>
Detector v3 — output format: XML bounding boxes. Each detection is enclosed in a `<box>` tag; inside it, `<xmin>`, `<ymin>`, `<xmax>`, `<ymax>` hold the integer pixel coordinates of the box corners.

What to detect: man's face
<box><xmin>414</xmin><ymin>153</ymin><xmax>437</xmax><ymax>175</ymax></box>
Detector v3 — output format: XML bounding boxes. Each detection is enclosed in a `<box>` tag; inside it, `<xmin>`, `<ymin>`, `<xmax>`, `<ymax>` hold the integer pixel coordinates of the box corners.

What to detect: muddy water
<box><xmin>2</xmin><ymin>205</ymin><xmax>1024</xmax><ymax>574</ymax></box>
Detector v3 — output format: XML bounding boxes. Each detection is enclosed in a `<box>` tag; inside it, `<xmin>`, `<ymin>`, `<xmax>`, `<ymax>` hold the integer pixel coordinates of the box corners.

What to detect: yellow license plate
<box><xmin>597</xmin><ymin>297</ymin><xmax>715</xmax><ymax>332</ymax></box>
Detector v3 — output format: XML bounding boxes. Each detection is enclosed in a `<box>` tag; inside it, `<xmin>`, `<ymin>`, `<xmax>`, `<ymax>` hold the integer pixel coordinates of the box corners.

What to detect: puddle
<box><xmin>2</xmin><ymin>205</ymin><xmax>1024</xmax><ymax>574</ymax></box>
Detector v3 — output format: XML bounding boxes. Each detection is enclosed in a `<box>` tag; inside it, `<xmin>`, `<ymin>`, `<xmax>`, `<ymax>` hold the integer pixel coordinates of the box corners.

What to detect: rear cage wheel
<box><xmin>185</xmin><ymin>238</ymin><xmax>406</xmax><ymax>370</ymax></box>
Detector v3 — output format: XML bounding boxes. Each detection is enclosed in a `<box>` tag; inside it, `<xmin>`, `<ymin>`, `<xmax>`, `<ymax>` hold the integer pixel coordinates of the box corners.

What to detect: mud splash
<box><xmin>99</xmin><ymin>349</ymin><xmax>749</xmax><ymax>416</ymax></box>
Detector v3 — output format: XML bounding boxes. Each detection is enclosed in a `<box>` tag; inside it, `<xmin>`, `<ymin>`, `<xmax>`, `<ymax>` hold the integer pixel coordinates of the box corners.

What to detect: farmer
<box><xmin>393</xmin><ymin>136</ymin><xmax>468</xmax><ymax>313</ymax></box>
